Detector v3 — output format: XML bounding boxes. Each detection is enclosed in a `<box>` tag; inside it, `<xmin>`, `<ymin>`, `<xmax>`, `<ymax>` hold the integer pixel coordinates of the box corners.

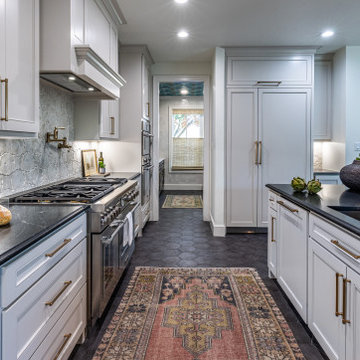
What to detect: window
<box><xmin>170</xmin><ymin>108</ymin><xmax>204</xmax><ymax>171</ymax></box>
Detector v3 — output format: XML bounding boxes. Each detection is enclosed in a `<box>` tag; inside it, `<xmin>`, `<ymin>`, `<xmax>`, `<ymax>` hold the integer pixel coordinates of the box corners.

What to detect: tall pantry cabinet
<box><xmin>226</xmin><ymin>48</ymin><xmax>314</xmax><ymax>229</ymax></box>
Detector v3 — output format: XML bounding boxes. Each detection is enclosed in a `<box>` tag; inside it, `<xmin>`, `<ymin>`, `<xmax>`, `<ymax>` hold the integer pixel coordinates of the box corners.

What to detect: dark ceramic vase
<box><xmin>340</xmin><ymin>160</ymin><xmax>360</xmax><ymax>192</ymax></box>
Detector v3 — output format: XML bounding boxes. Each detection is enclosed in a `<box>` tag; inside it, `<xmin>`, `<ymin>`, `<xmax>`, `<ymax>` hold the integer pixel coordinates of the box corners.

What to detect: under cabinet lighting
<box><xmin>88</xmin><ymin>87</ymin><xmax>95</xmax><ymax>91</ymax></box>
<box><xmin>68</xmin><ymin>76</ymin><xmax>76</xmax><ymax>81</ymax></box>
<box><xmin>321</xmin><ymin>30</ymin><xmax>334</xmax><ymax>38</ymax></box>
<box><xmin>177</xmin><ymin>30</ymin><xmax>189</xmax><ymax>38</ymax></box>
<box><xmin>175</xmin><ymin>0</ymin><xmax>188</xmax><ymax>3</ymax></box>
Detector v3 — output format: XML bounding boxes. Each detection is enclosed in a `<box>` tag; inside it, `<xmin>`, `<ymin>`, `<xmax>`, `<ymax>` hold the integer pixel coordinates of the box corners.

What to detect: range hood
<box><xmin>40</xmin><ymin>46</ymin><xmax>126</xmax><ymax>100</ymax></box>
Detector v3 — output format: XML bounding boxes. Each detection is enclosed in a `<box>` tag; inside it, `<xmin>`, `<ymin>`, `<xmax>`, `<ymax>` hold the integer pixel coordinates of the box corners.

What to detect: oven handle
<box><xmin>101</xmin><ymin>222</ymin><xmax>124</xmax><ymax>245</ymax></box>
<box><xmin>142</xmin><ymin>130</ymin><xmax>154</xmax><ymax>137</ymax></box>
<box><xmin>143</xmin><ymin>165</ymin><xmax>154</xmax><ymax>171</ymax></box>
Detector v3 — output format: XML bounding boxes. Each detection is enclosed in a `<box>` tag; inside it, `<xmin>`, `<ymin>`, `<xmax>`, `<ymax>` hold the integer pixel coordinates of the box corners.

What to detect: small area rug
<box><xmin>93</xmin><ymin>267</ymin><xmax>304</xmax><ymax>360</ymax></box>
<box><xmin>162</xmin><ymin>195</ymin><xmax>203</xmax><ymax>209</ymax></box>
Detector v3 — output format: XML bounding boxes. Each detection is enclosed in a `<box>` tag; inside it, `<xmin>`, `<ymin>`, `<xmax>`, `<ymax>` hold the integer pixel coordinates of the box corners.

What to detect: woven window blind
<box><xmin>171</xmin><ymin>109</ymin><xmax>204</xmax><ymax>171</ymax></box>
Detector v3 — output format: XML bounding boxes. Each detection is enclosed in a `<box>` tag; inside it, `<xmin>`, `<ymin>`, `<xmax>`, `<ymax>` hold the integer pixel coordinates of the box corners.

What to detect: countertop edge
<box><xmin>266</xmin><ymin>184</ymin><xmax>360</xmax><ymax>238</ymax></box>
<box><xmin>0</xmin><ymin>206</ymin><xmax>89</xmax><ymax>266</ymax></box>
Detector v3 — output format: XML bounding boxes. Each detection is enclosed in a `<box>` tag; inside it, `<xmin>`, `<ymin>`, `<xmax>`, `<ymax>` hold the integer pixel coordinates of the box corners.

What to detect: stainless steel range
<box><xmin>11</xmin><ymin>177</ymin><xmax>140</xmax><ymax>325</ymax></box>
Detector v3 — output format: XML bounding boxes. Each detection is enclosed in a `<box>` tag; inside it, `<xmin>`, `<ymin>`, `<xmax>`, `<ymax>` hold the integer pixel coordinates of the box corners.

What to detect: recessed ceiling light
<box><xmin>321</xmin><ymin>30</ymin><xmax>334</xmax><ymax>38</ymax></box>
<box><xmin>175</xmin><ymin>0</ymin><xmax>188</xmax><ymax>3</ymax></box>
<box><xmin>68</xmin><ymin>76</ymin><xmax>76</xmax><ymax>81</ymax></box>
<box><xmin>180</xmin><ymin>88</ymin><xmax>189</xmax><ymax>95</ymax></box>
<box><xmin>88</xmin><ymin>87</ymin><xmax>95</xmax><ymax>91</ymax></box>
<box><xmin>177</xmin><ymin>30</ymin><xmax>189</xmax><ymax>38</ymax></box>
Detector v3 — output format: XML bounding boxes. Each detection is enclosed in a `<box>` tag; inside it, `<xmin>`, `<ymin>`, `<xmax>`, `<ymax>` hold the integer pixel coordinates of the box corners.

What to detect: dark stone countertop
<box><xmin>266</xmin><ymin>184</ymin><xmax>360</xmax><ymax>237</ymax></box>
<box><xmin>108</xmin><ymin>172</ymin><xmax>141</xmax><ymax>180</ymax></box>
<box><xmin>0</xmin><ymin>204</ymin><xmax>88</xmax><ymax>266</ymax></box>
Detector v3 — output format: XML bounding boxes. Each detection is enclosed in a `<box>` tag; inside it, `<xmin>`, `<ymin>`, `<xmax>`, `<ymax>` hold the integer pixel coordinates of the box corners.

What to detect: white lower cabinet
<box><xmin>308</xmin><ymin>238</ymin><xmax>346</xmax><ymax>360</ymax></box>
<box><xmin>0</xmin><ymin>214</ymin><xmax>87</xmax><ymax>360</ymax></box>
<box><xmin>267</xmin><ymin>205</ymin><xmax>277</xmax><ymax>278</ymax></box>
<box><xmin>277</xmin><ymin>198</ymin><xmax>308</xmax><ymax>322</ymax></box>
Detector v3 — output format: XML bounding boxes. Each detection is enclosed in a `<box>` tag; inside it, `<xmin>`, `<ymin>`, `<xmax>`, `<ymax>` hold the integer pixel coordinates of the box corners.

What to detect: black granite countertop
<box><xmin>266</xmin><ymin>184</ymin><xmax>360</xmax><ymax>237</ymax></box>
<box><xmin>108</xmin><ymin>172</ymin><xmax>140</xmax><ymax>180</ymax></box>
<box><xmin>0</xmin><ymin>204</ymin><xmax>88</xmax><ymax>266</ymax></box>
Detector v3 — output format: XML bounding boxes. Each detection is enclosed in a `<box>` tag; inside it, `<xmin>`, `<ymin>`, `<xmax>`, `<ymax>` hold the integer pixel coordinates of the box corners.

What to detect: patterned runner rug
<box><xmin>162</xmin><ymin>195</ymin><xmax>203</xmax><ymax>209</ymax></box>
<box><xmin>93</xmin><ymin>267</ymin><xmax>304</xmax><ymax>360</ymax></box>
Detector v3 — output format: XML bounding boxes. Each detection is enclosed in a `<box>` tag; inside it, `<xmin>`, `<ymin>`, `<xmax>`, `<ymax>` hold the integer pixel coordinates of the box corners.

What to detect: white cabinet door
<box><xmin>314</xmin><ymin>60</ymin><xmax>332</xmax><ymax>140</ymax></box>
<box><xmin>277</xmin><ymin>199</ymin><xmax>308</xmax><ymax>321</ymax></box>
<box><xmin>308</xmin><ymin>238</ymin><xmax>346</xmax><ymax>360</ymax></box>
<box><xmin>267</xmin><ymin>206</ymin><xmax>277</xmax><ymax>278</ymax></box>
<box><xmin>1</xmin><ymin>0</ymin><xmax>38</xmax><ymax>133</ymax></box>
<box><xmin>142</xmin><ymin>55</ymin><xmax>150</xmax><ymax>119</ymax></box>
<box><xmin>258</xmin><ymin>88</ymin><xmax>311</xmax><ymax>227</ymax></box>
<box><xmin>100</xmin><ymin>99</ymin><xmax>119</xmax><ymax>139</ymax></box>
<box><xmin>109</xmin><ymin>25</ymin><xmax>118</xmax><ymax>71</ymax></box>
<box><xmin>226</xmin><ymin>88</ymin><xmax>258</xmax><ymax>227</ymax></box>
<box><xmin>346</xmin><ymin>267</ymin><xmax>360</xmax><ymax>360</ymax></box>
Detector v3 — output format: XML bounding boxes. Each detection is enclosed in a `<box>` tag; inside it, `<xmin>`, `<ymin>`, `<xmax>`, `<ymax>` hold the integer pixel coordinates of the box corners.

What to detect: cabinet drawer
<box><xmin>227</xmin><ymin>55</ymin><xmax>313</xmax><ymax>87</ymax></box>
<box><xmin>309</xmin><ymin>214</ymin><xmax>360</xmax><ymax>266</ymax></box>
<box><xmin>2</xmin><ymin>239</ymin><xmax>86</xmax><ymax>360</ymax></box>
<box><xmin>30</xmin><ymin>284</ymin><xmax>86</xmax><ymax>360</ymax></box>
<box><xmin>268</xmin><ymin>191</ymin><xmax>279</xmax><ymax>212</ymax></box>
<box><xmin>0</xmin><ymin>213</ymin><xmax>86</xmax><ymax>308</ymax></box>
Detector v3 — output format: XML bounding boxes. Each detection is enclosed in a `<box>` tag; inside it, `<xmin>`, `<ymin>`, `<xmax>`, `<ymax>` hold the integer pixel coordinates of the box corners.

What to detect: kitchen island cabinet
<box><xmin>0</xmin><ymin>206</ymin><xmax>88</xmax><ymax>360</ymax></box>
<box><xmin>267</xmin><ymin>184</ymin><xmax>360</xmax><ymax>360</ymax></box>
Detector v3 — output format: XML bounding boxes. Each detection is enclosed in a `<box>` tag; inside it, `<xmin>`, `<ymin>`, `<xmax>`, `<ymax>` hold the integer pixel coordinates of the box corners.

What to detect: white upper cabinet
<box><xmin>313</xmin><ymin>59</ymin><xmax>332</xmax><ymax>140</ymax></box>
<box><xmin>0</xmin><ymin>0</ymin><xmax>39</xmax><ymax>135</ymax></box>
<box><xmin>40</xmin><ymin>0</ymin><xmax>125</xmax><ymax>99</ymax></box>
<box><xmin>226</xmin><ymin>48</ymin><xmax>314</xmax><ymax>87</ymax></box>
<box><xmin>142</xmin><ymin>55</ymin><xmax>151</xmax><ymax>119</ymax></box>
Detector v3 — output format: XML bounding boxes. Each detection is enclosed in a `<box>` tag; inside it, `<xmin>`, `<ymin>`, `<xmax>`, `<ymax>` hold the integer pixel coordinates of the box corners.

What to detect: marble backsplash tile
<box><xmin>0</xmin><ymin>83</ymin><xmax>98</xmax><ymax>197</ymax></box>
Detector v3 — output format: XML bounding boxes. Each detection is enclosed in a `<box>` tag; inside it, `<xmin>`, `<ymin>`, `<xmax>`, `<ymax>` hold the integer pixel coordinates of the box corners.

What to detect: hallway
<box><xmin>71</xmin><ymin>191</ymin><xmax>327</xmax><ymax>360</ymax></box>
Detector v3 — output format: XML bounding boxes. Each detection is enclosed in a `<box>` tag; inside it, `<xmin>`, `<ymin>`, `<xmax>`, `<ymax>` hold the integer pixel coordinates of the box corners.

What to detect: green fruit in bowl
<box><xmin>291</xmin><ymin>177</ymin><xmax>307</xmax><ymax>192</ymax></box>
<box><xmin>307</xmin><ymin>178</ymin><xmax>322</xmax><ymax>195</ymax></box>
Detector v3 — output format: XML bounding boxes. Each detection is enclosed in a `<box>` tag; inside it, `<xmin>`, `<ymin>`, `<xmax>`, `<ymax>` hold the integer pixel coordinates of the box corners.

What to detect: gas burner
<box><xmin>66</xmin><ymin>177</ymin><xmax>128</xmax><ymax>185</ymax></box>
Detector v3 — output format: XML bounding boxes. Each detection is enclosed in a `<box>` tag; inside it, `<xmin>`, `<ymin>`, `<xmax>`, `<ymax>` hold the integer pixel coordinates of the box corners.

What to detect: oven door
<box><xmin>142</xmin><ymin>131</ymin><xmax>152</xmax><ymax>157</ymax></box>
<box><xmin>142</xmin><ymin>165</ymin><xmax>153</xmax><ymax>205</ymax></box>
<box><xmin>92</xmin><ymin>221</ymin><xmax>123</xmax><ymax>320</ymax></box>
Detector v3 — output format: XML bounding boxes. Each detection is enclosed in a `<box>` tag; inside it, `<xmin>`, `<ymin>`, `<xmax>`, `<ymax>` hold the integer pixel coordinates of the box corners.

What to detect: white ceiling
<box><xmin>116</xmin><ymin>0</ymin><xmax>360</xmax><ymax>62</ymax></box>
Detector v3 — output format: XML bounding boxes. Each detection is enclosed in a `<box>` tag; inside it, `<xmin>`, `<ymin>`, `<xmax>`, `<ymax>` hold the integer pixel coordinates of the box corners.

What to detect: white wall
<box><xmin>159</xmin><ymin>96</ymin><xmax>203</xmax><ymax>190</ymax></box>
<box><xmin>345</xmin><ymin>46</ymin><xmax>360</xmax><ymax>164</ymax></box>
<box><xmin>152</xmin><ymin>62</ymin><xmax>211</xmax><ymax>76</ymax></box>
<box><xmin>210</xmin><ymin>47</ymin><xmax>226</xmax><ymax>236</ymax></box>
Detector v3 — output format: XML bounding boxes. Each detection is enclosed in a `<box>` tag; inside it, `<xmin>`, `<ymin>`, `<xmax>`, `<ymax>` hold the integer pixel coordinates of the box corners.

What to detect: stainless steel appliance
<box><xmin>141</xmin><ymin>118</ymin><xmax>153</xmax><ymax>207</ymax></box>
<box><xmin>141</xmin><ymin>118</ymin><xmax>153</xmax><ymax>157</ymax></box>
<box><xmin>11</xmin><ymin>177</ymin><xmax>140</xmax><ymax>325</ymax></box>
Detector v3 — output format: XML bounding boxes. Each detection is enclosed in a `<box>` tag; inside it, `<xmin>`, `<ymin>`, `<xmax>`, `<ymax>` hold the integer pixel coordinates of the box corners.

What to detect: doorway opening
<box><xmin>152</xmin><ymin>75</ymin><xmax>210</xmax><ymax>222</ymax></box>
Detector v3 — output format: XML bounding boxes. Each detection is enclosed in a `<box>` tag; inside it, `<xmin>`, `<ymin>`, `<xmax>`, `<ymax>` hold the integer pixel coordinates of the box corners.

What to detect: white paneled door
<box><xmin>226</xmin><ymin>88</ymin><xmax>258</xmax><ymax>227</ymax></box>
<box><xmin>258</xmin><ymin>88</ymin><xmax>311</xmax><ymax>227</ymax></box>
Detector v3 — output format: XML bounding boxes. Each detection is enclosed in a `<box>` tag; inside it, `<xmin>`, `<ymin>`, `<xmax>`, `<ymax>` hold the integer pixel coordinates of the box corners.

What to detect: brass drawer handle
<box><xmin>53</xmin><ymin>333</ymin><xmax>72</xmax><ymax>360</ymax></box>
<box><xmin>147</xmin><ymin>102</ymin><xmax>150</xmax><ymax>117</ymax></box>
<box><xmin>258</xmin><ymin>141</ymin><xmax>263</xmax><ymax>165</ymax></box>
<box><xmin>45</xmin><ymin>281</ymin><xmax>72</xmax><ymax>306</ymax></box>
<box><xmin>256</xmin><ymin>81</ymin><xmax>282</xmax><ymax>86</ymax></box>
<box><xmin>342</xmin><ymin>278</ymin><xmax>351</xmax><ymax>324</ymax></box>
<box><xmin>1</xmin><ymin>78</ymin><xmax>8</xmax><ymax>121</ymax></box>
<box><xmin>277</xmin><ymin>200</ymin><xmax>299</xmax><ymax>213</ymax></box>
<box><xmin>271</xmin><ymin>216</ymin><xmax>276</xmax><ymax>242</ymax></box>
<box><xmin>335</xmin><ymin>273</ymin><xmax>344</xmax><ymax>316</ymax></box>
<box><xmin>331</xmin><ymin>240</ymin><xmax>360</xmax><ymax>260</ymax></box>
<box><xmin>46</xmin><ymin>238</ymin><xmax>72</xmax><ymax>257</ymax></box>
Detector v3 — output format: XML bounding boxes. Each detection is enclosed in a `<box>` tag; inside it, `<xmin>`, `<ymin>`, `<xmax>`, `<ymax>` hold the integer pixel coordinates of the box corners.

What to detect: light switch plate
<box><xmin>355</xmin><ymin>142</ymin><xmax>360</xmax><ymax>151</ymax></box>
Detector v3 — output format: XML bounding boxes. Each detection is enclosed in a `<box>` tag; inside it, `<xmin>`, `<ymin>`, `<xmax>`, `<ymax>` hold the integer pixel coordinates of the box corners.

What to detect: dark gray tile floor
<box><xmin>70</xmin><ymin>191</ymin><xmax>328</xmax><ymax>360</ymax></box>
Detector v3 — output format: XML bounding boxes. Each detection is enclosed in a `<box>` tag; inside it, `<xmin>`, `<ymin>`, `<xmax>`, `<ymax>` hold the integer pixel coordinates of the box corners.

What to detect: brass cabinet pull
<box><xmin>147</xmin><ymin>102</ymin><xmax>150</xmax><ymax>117</ymax></box>
<box><xmin>335</xmin><ymin>273</ymin><xmax>344</xmax><ymax>316</ymax></box>
<box><xmin>256</xmin><ymin>81</ymin><xmax>282</xmax><ymax>86</ymax></box>
<box><xmin>110</xmin><ymin>116</ymin><xmax>115</xmax><ymax>135</ymax></box>
<box><xmin>45</xmin><ymin>281</ymin><xmax>72</xmax><ymax>306</ymax></box>
<box><xmin>271</xmin><ymin>216</ymin><xmax>276</xmax><ymax>242</ymax></box>
<box><xmin>53</xmin><ymin>333</ymin><xmax>72</xmax><ymax>360</ymax></box>
<box><xmin>331</xmin><ymin>240</ymin><xmax>360</xmax><ymax>260</ymax></box>
<box><xmin>277</xmin><ymin>200</ymin><xmax>299</xmax><ymax>213</ymax></box>
<box><xmin>258</xmin><ymin>141</ymin><xmax>263</xmax><ymax>165</ymax></box>
<box><xmin>342</xmin><ymin>278</ymin><xmax>351</xmax><ymax>324</ymax></box>
<box><xmin>255</xmin><ymin>141</ymin><xmax>259</xmax><ymax>164</ymax></box>
<box><xmin>1</xmin><ymin>78</ymin><xmax>8</xmax><ymax>121</ymax></box>
<box><xmin>45</xmin><ymin>238</ymin><xmax>72</xmax><ymax>257</ymax></box>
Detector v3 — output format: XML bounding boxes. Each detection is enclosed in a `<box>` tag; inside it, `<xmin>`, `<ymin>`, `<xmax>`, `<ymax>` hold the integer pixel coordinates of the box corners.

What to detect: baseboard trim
<box><xmin>210</xmin><ymin>214</ymin><xmax>226</xmax><ymax>237</ymax></box>
<box><xmin>164</xmin><ymin>184</ymin><xmax>203</xmax><ymax>191</ymax></box>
